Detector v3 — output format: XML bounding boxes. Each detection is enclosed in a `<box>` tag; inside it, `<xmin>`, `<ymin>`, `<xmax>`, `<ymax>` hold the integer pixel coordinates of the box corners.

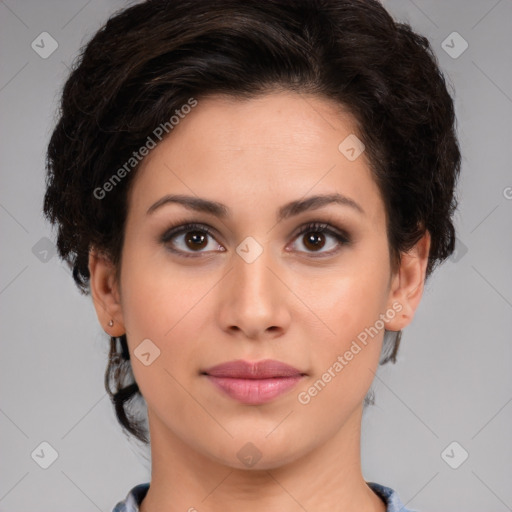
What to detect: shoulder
<box><xmin>111</xmin><ymin>483</ymin><xmax>150</xmax><ymax>512</ymax></box>
<box><xmin>367</xmin><ymin>481</ymin><xmax>418</xmax><ymax>512</ymax></box>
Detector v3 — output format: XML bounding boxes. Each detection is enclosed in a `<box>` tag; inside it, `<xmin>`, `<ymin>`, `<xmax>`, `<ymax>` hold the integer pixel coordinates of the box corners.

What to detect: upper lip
<box><xmin>202</xmin><ymin>359</ymin><xmax>305</xmax><ymax>379</ymax></box>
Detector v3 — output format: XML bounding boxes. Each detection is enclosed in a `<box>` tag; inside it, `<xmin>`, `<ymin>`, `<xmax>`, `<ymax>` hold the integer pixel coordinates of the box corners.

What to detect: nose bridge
<box><xmin>220</xmin><ymin>237</ymin><xmax>290</xmax><ymax>337</ymax></box>
<box><xmin>233</xmin><ymin>238</ymin><xmax>279</xmax><ymax>307</ymax></box>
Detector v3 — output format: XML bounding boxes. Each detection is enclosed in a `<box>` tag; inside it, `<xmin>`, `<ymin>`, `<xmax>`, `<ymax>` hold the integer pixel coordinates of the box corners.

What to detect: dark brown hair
<box><xmin>43</xmin><ymin>0</ymin><xmax>461</xmax><ymax>444</ymax></box>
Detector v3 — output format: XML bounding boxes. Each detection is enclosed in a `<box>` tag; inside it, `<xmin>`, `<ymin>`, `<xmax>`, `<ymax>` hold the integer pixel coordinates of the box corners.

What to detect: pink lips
<box><xmin>202</xmin><ymin>359</ymin><xmax>305</xmax><ymax>405</ymax></box>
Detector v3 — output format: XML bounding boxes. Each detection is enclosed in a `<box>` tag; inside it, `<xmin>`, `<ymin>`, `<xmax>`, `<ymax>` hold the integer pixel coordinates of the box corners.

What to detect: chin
<box><xmin>204</xmin><ymin>435</ymin><xmax>311</xmax><ymax>472</ymax></box>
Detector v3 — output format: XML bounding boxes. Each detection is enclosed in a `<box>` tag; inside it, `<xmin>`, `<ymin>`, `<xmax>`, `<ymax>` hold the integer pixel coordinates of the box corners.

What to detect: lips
<box><xmin>202</xmin><ymin>359</ymin><xmax>306</xmax><ymax>404</ymax></box>
<box><xmin>203</xmin><ymin>359</ymin><xmax>304</xmax><ymax>379</ymax></box>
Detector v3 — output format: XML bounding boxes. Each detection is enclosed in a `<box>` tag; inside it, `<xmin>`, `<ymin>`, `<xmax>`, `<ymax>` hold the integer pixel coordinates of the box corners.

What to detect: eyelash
<box><xmin>160</xmin><ymin>221</ymin><xmax>351</xmax><ymax>258</ymax></box>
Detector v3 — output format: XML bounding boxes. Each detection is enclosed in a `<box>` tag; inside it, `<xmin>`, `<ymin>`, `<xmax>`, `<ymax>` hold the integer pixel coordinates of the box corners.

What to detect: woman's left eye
<box><xmin>290</xmin><ymin>222</ymin><xmax>350</xmax><ymax>256</ymax></box>
<box><xmin>160</xmin><ymin>221</ymin><xmax>350</xmax><ymax>258</ymax></box>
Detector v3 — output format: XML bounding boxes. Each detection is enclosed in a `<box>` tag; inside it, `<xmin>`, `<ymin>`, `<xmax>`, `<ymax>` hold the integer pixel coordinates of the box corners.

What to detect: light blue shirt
<box><xmin>112</xmin><ymin>481</ymin><xmax>416</xmax><ymax>511</ymax></box>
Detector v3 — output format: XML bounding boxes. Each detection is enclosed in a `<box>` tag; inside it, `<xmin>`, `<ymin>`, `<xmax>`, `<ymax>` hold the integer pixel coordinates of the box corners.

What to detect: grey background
<box><xmin>1</xmin><ymin>0</ymin><xmax>511</xmax><ymax>510</ymax></box>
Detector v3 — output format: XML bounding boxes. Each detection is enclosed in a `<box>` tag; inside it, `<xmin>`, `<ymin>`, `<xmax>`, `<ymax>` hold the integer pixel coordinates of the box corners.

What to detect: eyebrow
<box><xmin>146</xmin><ymin>192</ymin><xmax>365</xmax><ymax>221</ymax></box>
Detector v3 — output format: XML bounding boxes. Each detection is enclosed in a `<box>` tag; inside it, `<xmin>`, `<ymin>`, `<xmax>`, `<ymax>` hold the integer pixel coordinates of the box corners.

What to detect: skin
<box><xmin>89</xmin><ymin>91</ymin><xmax>430</xmax><ymax>512</ymax></box>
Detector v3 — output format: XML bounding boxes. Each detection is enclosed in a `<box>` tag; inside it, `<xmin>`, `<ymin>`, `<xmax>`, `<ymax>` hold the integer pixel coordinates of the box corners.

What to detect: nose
<box><xmin>217</xmin><ymin>242</ymin><xmax>292</xmax><ymax>341</ymax></box>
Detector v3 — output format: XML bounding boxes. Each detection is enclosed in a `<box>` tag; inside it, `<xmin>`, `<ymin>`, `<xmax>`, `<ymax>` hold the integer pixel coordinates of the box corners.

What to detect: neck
<box><xmin>139</xmin><ymin>405</ymin><xmax>386</xmax><ymax>512</ymax></box>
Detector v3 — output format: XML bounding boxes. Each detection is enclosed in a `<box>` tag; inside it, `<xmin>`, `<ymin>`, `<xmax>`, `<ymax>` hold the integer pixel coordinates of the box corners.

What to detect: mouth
<box><xmin>201</xmin><ymin>359</ymin><xmax>307</xmax><ymax>405</ymax></box>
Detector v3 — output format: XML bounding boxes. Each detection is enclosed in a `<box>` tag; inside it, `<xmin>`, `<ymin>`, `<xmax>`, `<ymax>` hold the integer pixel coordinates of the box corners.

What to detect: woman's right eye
<box><xmin>160</xmin><ymin>223</ymin><xmax>225</xmax><ymax>258</ymax></box>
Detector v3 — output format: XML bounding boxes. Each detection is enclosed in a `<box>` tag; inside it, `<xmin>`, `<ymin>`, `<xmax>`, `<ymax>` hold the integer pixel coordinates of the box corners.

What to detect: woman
<box><xmin>43</xmin><ymin>0</ymin><xmax>461</xmax><ymax>510</ymax></box>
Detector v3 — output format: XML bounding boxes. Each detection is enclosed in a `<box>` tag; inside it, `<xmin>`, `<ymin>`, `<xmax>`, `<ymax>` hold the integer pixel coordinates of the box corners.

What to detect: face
<box><xmin>90</xmin><ymin>91</ymin><xmax>429</xmax><ymax>470</ymax></box>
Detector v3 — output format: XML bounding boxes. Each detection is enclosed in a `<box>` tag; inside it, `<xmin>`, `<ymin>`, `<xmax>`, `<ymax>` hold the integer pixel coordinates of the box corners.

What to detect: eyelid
<box><xmin>292</xmin><ymin>221</ymin><xmax>350</xmax><ymax>243</ymax></box>
<box><xmin>160</xmin><ymin>221</ymin><xmax>218</xmax><ymax>243</ymax></box>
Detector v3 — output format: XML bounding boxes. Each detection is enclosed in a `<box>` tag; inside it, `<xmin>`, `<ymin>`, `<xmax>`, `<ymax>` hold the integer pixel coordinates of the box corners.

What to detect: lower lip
<box><xmin>205</xmin><ymin>375</ymin><xmax>303</xmax><ymax>404</ymax></box>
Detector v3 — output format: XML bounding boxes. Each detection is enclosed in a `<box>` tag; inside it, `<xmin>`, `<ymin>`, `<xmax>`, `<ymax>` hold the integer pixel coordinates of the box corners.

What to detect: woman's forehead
<box><xmin>129</xmin><ymin>91</ymin><xmax>378</xmax><ymax>212</ymax></box>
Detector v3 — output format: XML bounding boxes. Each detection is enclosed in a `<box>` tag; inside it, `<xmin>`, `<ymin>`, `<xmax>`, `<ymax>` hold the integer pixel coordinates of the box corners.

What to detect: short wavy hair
<box><xmin>43</xmin><ymin>0</ymin><xmax>461</xmax><ymax>444</ymax></box>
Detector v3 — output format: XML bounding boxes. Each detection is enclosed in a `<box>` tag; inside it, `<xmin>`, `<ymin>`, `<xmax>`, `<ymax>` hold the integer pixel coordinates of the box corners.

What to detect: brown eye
<box><xmin>290</xmin><ymin>222</ymin><xmax>350</xmax><ymax>256</ymax></box>
<box><xmin>161</xmin><ymin>222</ymin><xmax>224</xmax><ymax>257</ymax></box>
<box><xmin>302</xmin><ymin>231</ymin><xmax>327</xmax><ymax>251</ymax></box>
<box><xmin>184</xmin><ymin>231</ymin><xmax>209</xmax><ymax>250</ymax></box>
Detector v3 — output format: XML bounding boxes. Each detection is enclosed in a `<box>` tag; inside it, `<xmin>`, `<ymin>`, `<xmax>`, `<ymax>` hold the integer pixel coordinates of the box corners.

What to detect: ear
<box><xmin>385</xmin><ymin>230</ymin><xmax>431</xmax><ymax>331</ymax></box>
<box><xmin>88</xmin><ymin>248</ymin><xmax>125</xmax><ymax>336</ymax></box>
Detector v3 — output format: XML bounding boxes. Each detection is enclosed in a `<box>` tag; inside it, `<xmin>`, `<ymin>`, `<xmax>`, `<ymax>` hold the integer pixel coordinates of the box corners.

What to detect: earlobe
<box><xmin>385</xmin><ymin>231</ymin><xmax>431</xmax><ymax>332</ymax></box>
<box><xmin>88</xmin><ymin>249</ymin><xmax>125</xmax><ymax>336</ymax></box>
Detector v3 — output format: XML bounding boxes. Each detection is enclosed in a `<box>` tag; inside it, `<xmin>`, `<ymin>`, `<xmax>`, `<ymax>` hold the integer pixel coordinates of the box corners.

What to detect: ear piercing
<box><xmin>108</xmin><ymin>319</ymin><xmax>114</xmax><ymax>327</ymax></box>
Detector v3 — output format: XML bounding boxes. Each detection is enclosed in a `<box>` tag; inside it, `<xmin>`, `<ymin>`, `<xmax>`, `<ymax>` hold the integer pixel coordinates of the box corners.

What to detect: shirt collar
<box><xmin>112</xmin><ymin>481</ymin><xmax>414</xmax><ymax>512</ymax></box>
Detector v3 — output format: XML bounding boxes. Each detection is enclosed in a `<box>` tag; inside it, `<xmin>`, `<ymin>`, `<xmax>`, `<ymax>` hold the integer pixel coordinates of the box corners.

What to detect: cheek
<box><xmin>119</xmin><ymin>249</ymin><xmax>216</xmax><ymax>377</ymax></box>
<box><xmin>295</xmin><ymin>276</ymin><xmax>388</xmax><ymax>415</ymax></box>
<box><xmin>294</xmin><ymin>252</ymin><xmax>390</xmax><ymax>396</ymax></box>
<box><xmin>298</xmin><ymin>252</ymin><xmax>390</xmax><ymax>342</ymax></box>
<box><xmin>119</xmin><ymin>244</ymin><xmax>192</xmax><ymax>333</ymax></box>
<box><xmin>118</xmin><ymin>257</ymin><xmax>208</xmax><ymax>419</ymax></box>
